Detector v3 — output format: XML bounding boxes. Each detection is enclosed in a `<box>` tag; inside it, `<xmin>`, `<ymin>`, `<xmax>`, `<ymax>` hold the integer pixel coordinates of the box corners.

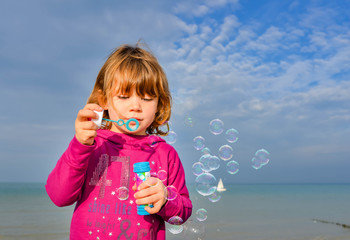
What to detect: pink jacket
<box><xmin>46</xmin><ymin>130</ymin><xmax>192</xmax><ymax>240</ymax></box>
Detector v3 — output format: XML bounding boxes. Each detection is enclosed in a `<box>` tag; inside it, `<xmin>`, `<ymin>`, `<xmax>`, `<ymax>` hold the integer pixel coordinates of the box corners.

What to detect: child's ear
<box><xmin>97</xmin><ymin>89</ymin><xmax>108</xmax><ymax>110</ymax></box>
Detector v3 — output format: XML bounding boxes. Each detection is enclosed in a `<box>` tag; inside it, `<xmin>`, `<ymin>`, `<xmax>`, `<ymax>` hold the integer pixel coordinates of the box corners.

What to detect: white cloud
<box><xmin>173</xmin><ymin>0</ymin><xmax>239</xmax><ymax>16</ymax></box>
<box><xmin>244</xmin><ymin>26</ymin><xmax>285</xmax><ymax>52</ymax></box>
<box><xmin>193</xmin><ymin>5</ymin><xmax>210</xmax><ymax>17</ymax></box>
<box><xmin>205</xmin><ymin>0</ymin><xmax>239</xmax><ymax>8</ymax></box>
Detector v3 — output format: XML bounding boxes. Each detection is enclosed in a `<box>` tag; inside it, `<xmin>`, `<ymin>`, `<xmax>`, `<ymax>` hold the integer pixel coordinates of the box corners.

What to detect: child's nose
<box><xmin>130</xmin><ymin>98</ymin><xmax>141</xmax><ymax>111</ymax></box>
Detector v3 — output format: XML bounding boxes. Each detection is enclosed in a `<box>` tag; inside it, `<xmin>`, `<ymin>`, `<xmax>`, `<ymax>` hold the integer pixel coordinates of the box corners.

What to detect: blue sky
<box><xmin>1</xmin><ymin>0</ymin><xmax>349</xmax><ymax>183</ymax></box>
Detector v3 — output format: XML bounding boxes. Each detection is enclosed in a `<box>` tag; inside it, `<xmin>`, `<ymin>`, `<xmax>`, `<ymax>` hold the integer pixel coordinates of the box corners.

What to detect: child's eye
<box><xmin>118</xmin><ymin>95</ymin><xmax>129</xmax><ymax>99</ymax></box>
<box><xmin>142</xmin><ymin>97</ymin><xmax>153</xmax><ymax>101</ymax></box>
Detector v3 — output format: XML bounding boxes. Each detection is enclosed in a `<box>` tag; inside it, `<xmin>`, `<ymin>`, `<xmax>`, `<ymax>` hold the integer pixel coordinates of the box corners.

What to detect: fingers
<box><xmin>134</xmin><ymin>178</ymin><xmax>167</xmax><ymax>214</ymax></box>
<box><xmin>75</xmin><ymin>104</ymin><xmax>103</xmax><ymax>145</ymax></box>
<box><xmin>144</xmin><ymin>201</ymin><xmax>164</xmax><ymax>214</ymax></box>
<box><xmin>137</xmin><ymin>177</ymin><xmax>159</xmax><ymax>190</ymax></box>
<box><xmin>84</xmin><ymin>103</ymin><xmax>104</xmax><ymax>111</ymax></box>
<box><xmin>77</xmin><ymin>104</ymin><xmax>103</xmax><ymax>121</ymax></box>
<box><xmin>79</xmin><ymin>121</ymin><xmax>99</xmax><ymax>130</ymax></box>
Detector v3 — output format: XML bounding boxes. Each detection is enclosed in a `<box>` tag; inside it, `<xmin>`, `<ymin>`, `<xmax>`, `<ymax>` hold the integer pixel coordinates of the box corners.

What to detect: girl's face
<box><xmin>106</xmin><ymin>88</ymin><xmax>158</xmax><ymax>135</ymax></box>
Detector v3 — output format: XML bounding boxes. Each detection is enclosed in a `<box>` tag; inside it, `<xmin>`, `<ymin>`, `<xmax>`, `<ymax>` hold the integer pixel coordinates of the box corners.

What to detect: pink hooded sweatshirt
<box><xmin>46</xmin><ymin>129</ymin><xmax>192</xmax><ymax>240</ymax></box>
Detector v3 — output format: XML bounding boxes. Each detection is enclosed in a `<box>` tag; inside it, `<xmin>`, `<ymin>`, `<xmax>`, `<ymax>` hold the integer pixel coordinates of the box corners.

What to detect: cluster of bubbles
<box><xmin>161</xmin><ymin>116</ymin><xmax>270</xmax><ymax>238</ymax></box>
<box><xmin>193</xmin><ymin>118</ymin><xmax>270</xmax><ymax>178</ymax></box>
<box><xmin>192</xmin><ymin>118</ymin><xmax>242</xmax><ymax>201</ymax></box>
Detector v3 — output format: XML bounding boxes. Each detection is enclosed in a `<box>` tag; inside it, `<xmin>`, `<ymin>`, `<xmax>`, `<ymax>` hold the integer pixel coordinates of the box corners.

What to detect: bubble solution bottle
<box><xmin>133</xmin><ymin>162</ymin><xmax>152</xmax><ymax>215</ymax></box>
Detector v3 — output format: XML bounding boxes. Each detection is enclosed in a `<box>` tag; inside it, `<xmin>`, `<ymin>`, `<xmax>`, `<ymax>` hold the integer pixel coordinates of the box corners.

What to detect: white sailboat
<box><xmin>216</xmin><ymin>178</ymin><xmax>226</xmax><ymax>192</ymax></box>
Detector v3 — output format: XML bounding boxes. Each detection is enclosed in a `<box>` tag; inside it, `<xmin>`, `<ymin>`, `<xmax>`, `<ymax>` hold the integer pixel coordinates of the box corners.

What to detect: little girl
<box><xmin>46</xmin><ymin>44</ymin><xmax>192</xmax><ymax>240</ymax></box>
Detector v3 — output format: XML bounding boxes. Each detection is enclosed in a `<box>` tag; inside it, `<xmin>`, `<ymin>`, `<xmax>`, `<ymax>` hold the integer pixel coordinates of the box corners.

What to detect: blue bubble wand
<box><xmin>102</xmin><ymin>118</ymin><xmax>139</xmax><ymax>131</ymax></box>
<box><xmin>93</xmin><ymin>110</ymin><xmax>139</xmax><ymax>132</ymax></box>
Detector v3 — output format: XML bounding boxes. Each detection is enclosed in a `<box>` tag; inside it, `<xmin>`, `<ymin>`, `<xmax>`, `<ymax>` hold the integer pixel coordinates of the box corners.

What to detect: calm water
<box><xmin>0</xmin><ymin>183</ymin><xmax>349</xmax><ymax>240</ymax></box>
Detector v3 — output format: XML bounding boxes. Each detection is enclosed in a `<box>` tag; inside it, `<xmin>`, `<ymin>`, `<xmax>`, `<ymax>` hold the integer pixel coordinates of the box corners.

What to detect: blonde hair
<box><xmin>87</xmin><ymin>44</ymin><xmax>171</xmax><ymax>135</ymax></box>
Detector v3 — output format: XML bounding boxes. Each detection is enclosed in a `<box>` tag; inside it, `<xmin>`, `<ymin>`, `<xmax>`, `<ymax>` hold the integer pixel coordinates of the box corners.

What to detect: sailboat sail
<box><xmin>217</xmin><ymin>178</ymin><xmax>226</xmax><ymax>192</ymax></box>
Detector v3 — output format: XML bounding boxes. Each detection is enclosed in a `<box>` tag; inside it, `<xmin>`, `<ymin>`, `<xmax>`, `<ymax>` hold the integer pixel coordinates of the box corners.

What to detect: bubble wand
<box><xmin>92</xmin><ymin>110</ymin><xmax>139</xmax><ymax>131</ymax></box>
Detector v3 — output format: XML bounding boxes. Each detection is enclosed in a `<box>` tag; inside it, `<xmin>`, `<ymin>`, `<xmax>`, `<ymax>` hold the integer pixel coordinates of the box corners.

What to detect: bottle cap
<box><xmin>133</xmin><ymin>162</ymin><xmax>151</xmax><ymax>173</ymax></box>
<box><xmin>92</xmin><ymin>110</ymin><xmax>103</xmax><ymax>128</ymax></box>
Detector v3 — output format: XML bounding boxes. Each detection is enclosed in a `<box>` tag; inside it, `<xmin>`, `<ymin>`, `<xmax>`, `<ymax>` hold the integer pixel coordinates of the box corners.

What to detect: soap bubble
<box><xmin>165</xmin><ymin>131</ymin><xmax>177</xmax><ymax>144</ymax></box>
<box><xmin>183</xmin><ymin>219</ymin><xmax>206</xmax><ymax>240</ymax></box>
<box><xmin>251</xmin><ymin>157</ymin><xmax>262</xmax><ymax>170</ymax></box>
<box><xmin>208</xmin><ymin>155</ymin><xmax>220</xmax><ymax>171</ymax></box>
<box><xmin>168</xmin><ymin>224</ymin><xmax>183</xmax><ymax>234</ymax></box>
<box><xmin>195</xmin><ymin>208</ymin><xmax>208</xmax><ymax>222</ymax></box>
<box><xmin>168</xmin><ymin>216</ymin><xmax>183</xmax><ymax>225</ymax></box>
<box><xmin>208</xmin><ymin>191</ymin><xmax>222</xmax><ymax>203</ymax></box>
<box><xmin>201</xmin><ymin>147</ymin><xmax>211</xmax><ymax>156</ymax></box>
<box><xmin>199</xmin><ymin>155</ymin><xmax>211</xmax><ymax>172</ymax></box>
<box><xmin>255</xmin><ymin>149</ymin><xmax>270</xmax><ymax>165</ymax></box>
<box><xmin>193</xmin><ymin>136</ymin><xmax>205</xmax><ymax>150</ymax></box>
<box><xmin>251</xmin><ymin>149</ymin><xmax>270</xmax><ymax>169</ymax></box>
<box><xmin>116</xmin><ymin>187</ymin><xmax>129</xmax><ymax>200</ymax></box>
<box><xmin>168</xmin><ymin>216</ymin><xmax>184</xmax><ymax>234</ymax></box>
<box><xmin>185</xmin><ymin>115</ymin><xmax>195</xmax><ymax>127</ymax></box>
<box><xmin>218</xmin><ymin>145</ymin><xmax>233</xmax><ymax>161</ymax></box>
<box><xmin>195</xmin><ymin>173</ymin><xmax>217</xmax><ymax>196</ymax></box>
<box><xmin>209</xmin><ymin>119</ymin><xmax>224</xmax><ymax>135</ymax></box>
<box><xmin>165</xmin><ymin>185</ymin><xmax>178</xmax><ymax>201</ymax></box>
<box><xmin>192</xmin><ymin>162</ymin><xmax>204</xmax><ymax>176</ymax></box>
<box><xmin>157</xmin><ymin>170</ymin><xmax>167</xmax><ymax>182</ymax></box>
<box><xmin>226</xmin><ymin>128</ymin><xmax>239</xmax><ymax>143</ymax></box>
<box><xmin>227</xmin><ymin>160</ymin><xmax>239</xmax><ymax>175</ymax></box>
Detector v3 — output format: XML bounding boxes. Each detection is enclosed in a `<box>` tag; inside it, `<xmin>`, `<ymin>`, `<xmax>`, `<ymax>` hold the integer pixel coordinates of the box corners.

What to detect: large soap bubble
<box><xmin>199</xmin><ymin>155</ymin><xmax>212</xmax><ymax>172</ymax></box>
<box><xmin>195</xmin><ymin>208</ymin><xmax>208</xmax><ymax>222</ymax></box>
<box><xmin>192</xmin><ymin>162</ymin><xmax>205</xmax><ymax>176</ymax></box>
<box><xmin>209</xmin><ymin>119</ymin><xmax>224</xmax><ymax>135</ymax></box>
<box><xmin>116</xmin><ymin>187</ymin><xmax>129</xmax><ymax>200</ymax></box>
<box><xmin>251</xmin><ymin>149</ymin><xmax>270</xmax><ymax>169</ymax></box>
<box><xmin>165</xmin><ymin>131</ymin><xmax>177</xmax><ymax>144</ymax></box>
<box><xmin>208</xmin><ymin>190</ymin><xmax>222</xmax><ymax>203</ymax></box>
<box><xmin>208</xmin><ymin>155</ymin><xmax>220</xmax><ymax>171</ymax></box>
<box><xmin>168</xmin><ymin>216</ymin><xmax>183</xmax><ymax>225</ymax></box>
<box><xmin>195</xmin><ymin>173</ymin><xmax>217</xmax><ymax>196</ymax></box>
<box><xmin>218</xmin><ymin>145</ymin><xmax>233</xmax><ymax>161</ymax></box>
<box><xmin>255</xmin><ymin>149</ymin><xmax>270</xmax><ymax>165</ymax></box>
<box><xmin>227</xmin><ymin>160</ymin><xmax>239</xmax><ymax>175</ymax></box>
<box><xmin>168</xmin><ymin>224</ymin><xmax>183</xmax><ymax>234</ymax></box>
<box><xmin>157</xmin><ymin>170</ymin><xmax>167</xmax><ymax>182</ymax></box>
<box><xmin>168</xmin><ymin>216</ymin><xmax>184</xmax><ymax>234</ymax></box>
<box><xmin>193</xmin><ymin>136</ymin><xmax>205</xmax><ymax>150</ymax></box>
<box><xmin>165</xmin><ymin>185</ymin><xmax>178</xmax><ymax>201</ymax></box>
<box><xmin>226</xmin><ymin>128</ymin><xmax>239</xmax><ymax>143</ymax></box>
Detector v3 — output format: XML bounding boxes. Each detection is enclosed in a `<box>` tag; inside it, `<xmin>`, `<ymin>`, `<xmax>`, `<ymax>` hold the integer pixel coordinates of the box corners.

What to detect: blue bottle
<box><xmin>133</xmin><ymin>162</ymin><xmax>152</xmax><ymax>215</ymax></box>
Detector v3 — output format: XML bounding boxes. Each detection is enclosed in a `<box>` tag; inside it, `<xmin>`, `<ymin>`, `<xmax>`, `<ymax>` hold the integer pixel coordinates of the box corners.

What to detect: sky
<box><xmin>0</xmin><ymin>0</ymin><xmax>349</xmax><ymax>184</ymax></box>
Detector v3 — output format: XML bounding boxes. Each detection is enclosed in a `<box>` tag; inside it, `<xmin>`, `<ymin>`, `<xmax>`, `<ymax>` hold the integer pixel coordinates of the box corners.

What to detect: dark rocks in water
<box><xmin>313</xmin><ymin>219</ymin><xmax>350</xmax><ymax>229</ymax></box>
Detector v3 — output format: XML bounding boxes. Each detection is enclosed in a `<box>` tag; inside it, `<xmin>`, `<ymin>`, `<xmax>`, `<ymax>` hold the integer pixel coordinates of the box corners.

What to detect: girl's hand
<box><xmin>133</xmin><ymin>177</ymin><xmax>168</xmax><ymax>214</ymax></box>
<box><xmin>75</xmin><ymin>104</ymin><xmax>103</xmax><ymax>145</ymax></box>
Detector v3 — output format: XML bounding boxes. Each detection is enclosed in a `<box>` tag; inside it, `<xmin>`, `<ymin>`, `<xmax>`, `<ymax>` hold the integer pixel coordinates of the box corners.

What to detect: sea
<box><xmin>0</xmin><ymin>183</ymin><xmax>349</xmax><ymax>240</ymax></box>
